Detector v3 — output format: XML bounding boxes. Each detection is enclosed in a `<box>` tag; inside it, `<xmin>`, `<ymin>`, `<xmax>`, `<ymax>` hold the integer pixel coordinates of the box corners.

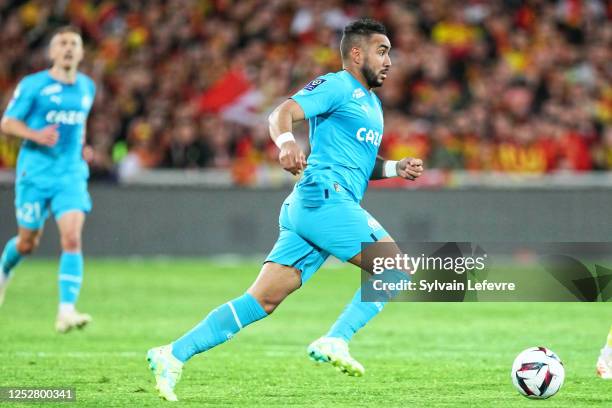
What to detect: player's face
<box><xmin>49</xmin><ymin>32</ymin><xmax>83</xmax><ymax>70</ymax></box>
<box><xmin>361</xmin><ymin>34</ymin><xmax>391</xmax><ymax>88</ymax></box>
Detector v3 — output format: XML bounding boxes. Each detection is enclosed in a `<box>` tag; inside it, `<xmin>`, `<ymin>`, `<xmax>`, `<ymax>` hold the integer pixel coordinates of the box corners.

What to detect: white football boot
<box><xmin>55</xmin><ymin>309</ymin><xmax>92</xmax><ymax>333</ymax></box>
<box><xmin>0</xmin><ymin>272</ymin><xmax>10</xmax><ymax>307</ymax></box>
<box><xmin>147</xmin><ymin>345</ymin><xmax>184</xmax><ymax>402</ymax></box>
<box><xmin>596</xmin><ymin>348</ymin><xmax>612</xmax><ymax>379</ymax></box>
<box><xmin>307</xmin><ymin>337</ymin><xmax>365</xmax><ymax>376</ymax></box>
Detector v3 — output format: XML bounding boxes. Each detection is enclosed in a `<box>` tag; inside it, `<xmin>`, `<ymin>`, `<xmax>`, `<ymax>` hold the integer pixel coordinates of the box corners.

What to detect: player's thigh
<box><xmin>266</xmin><ymin>201</ymin><xmax>330</xmax><ymax>285</ymax></box>
<box><xmin>347</xmin><ymin>234</ymin><xmax>410</xmax><ymax>303</ymax></box>
<box><xmin>50</xmin><ymin>179</ymin><xmax>92</xmax><ymax>223</ymax></box>
<box><xmin>348</xmin><ymin>235</ymin><xmax>401</xmax><ymax>270</ymax></box>
<box><xmin>291</xmin><ymin>199</ymin><xmax>390</xmax><ymax>263</ymax></box>
<box><xmin>247</xmin><ymin>262</ymin><xmax>302</xmax><ymax>313</ymax></box>
<box><xmin>14</xmin><ymin>182</ymin><xmax>51</xmax><ymax>230</ymax></box>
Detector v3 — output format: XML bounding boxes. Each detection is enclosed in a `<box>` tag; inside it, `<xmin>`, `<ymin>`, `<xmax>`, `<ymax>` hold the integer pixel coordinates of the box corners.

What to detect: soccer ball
<box><xmin>511</xmin><ymin>346</ymin><xmax>565</xmax><ymax>399</ymax></box>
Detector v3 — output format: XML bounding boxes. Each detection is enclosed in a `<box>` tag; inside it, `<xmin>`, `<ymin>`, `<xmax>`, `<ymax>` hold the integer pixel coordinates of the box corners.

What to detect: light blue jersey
<box><xmin>4</xmin><ymin>70</ymin><xmax>96</xmax><ymax>187</ymax></box>
<box><xmin>266</xmin><ymin>71</ymin><xmax>390</xmax><ymax>282</ymax></box>
<box><xmin>3</xmin><ymin>70</ymin><xmax>96</xmax><ymax>229</ymax></box>
<box><xmin>292</xmin><ymin>70</ymin><xmax>384</xmax><ymax>202</ymax></box>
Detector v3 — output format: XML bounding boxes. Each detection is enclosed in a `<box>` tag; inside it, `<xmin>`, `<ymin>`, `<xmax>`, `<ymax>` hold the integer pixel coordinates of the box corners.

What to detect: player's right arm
<box><xmin>268</xmin><ymin>99</ymin><xmax>307</xmax><ymax>175</ymax></box>
<box><xmin>1</xmin><ymin>77</ymin><xmax>59</xmax><ymax>147</ymax></box>
<box><xmin>269</xmin><ymin>75</ymin><xmax>347</xmax><ymax>175</ymax></box>
<box><xmin>1</xmin><ymin>118</ymin><xmax>59</xmax><ymax>147</ymax></box>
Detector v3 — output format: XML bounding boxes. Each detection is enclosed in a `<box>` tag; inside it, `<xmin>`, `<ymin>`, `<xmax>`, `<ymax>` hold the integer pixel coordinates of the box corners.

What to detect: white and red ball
<box><xmin>511</xmin><ymin>347</ymin><xmax>565</xmax><ymax>399</ymax></box>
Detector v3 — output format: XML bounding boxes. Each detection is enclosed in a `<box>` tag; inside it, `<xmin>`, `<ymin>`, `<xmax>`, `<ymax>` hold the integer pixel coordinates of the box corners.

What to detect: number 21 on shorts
<box><xmin>16</xmin><ymin>202</ymin><xmax>42</xmax><ymax>224</ymax></box>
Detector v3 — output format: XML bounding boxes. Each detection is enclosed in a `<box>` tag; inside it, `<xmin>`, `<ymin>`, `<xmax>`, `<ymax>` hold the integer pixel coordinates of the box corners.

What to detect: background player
<box><xmin>0</xmin><ymin>26</ymin><xmax>96</xmax><ymax>333</ymax></box>
<box><xmin>147</xmin><ymin>18</ymin><xmax>423</xmax><ymax>401</ymax></box>
<box><xmin>597</xmin><ymin>324</ymin><xmax>612</xmax><ymax>379</ymax></box>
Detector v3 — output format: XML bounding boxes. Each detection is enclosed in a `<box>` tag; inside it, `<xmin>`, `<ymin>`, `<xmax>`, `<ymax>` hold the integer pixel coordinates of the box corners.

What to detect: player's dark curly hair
<box><xmin>340</xmin><ymin>18</ymin><xmax>388</xmax><ymax>61</ymax></box>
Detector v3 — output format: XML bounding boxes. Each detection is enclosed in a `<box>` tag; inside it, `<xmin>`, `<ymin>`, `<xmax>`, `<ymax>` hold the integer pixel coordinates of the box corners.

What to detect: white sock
<box><xmin>59</xmin><ymin>303</ymin><xmax>75</xmax><ymax>314</ymax></box>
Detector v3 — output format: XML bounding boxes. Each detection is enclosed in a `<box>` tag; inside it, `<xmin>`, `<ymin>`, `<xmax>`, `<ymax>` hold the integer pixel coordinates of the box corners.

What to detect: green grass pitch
<box><xmin>0</xmin><ymin>258</ymin><xmax>610</xmax><ymax>407</ymax></box>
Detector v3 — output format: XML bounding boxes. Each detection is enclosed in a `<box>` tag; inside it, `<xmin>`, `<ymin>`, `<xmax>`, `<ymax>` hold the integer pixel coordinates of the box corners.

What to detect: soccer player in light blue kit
<box><xmin>147</xmin><ymin>19</ymin><xmax>424</xmax><ymax>401</ymax></box>
<box><xmin>0</xmin><ymin>26</ymin><xmax>96</xmax><ymax>333</ymax></box>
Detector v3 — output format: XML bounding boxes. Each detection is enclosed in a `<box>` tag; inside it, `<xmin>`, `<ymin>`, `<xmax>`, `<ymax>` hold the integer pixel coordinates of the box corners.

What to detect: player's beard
<box><xmin>361</xmin><ymin>58</ymin><xmax>383</xmax><ymax>88</ymax></box>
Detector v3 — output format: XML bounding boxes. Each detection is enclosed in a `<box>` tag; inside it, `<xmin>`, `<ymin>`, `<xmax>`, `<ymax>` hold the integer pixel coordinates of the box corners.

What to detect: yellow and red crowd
<box><xmin>0</xmin><ymin>0</ymin><xmax>610</xmax><ymax>182</ymax></box>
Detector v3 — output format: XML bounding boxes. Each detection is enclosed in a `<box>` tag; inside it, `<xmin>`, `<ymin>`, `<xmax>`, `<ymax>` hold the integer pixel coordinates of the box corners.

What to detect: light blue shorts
<box><xmin>14</xmin><ymin>179</ymin><xmax>92</xmax><ymax>230</ymax></box>
<box><xmin>265</xmin><ymin>183</ymin><xmax>389</xmax><ymax>284</ymax></box>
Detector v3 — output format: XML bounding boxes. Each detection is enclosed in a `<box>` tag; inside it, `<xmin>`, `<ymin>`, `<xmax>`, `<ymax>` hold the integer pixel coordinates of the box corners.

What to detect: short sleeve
<box><xmin>90</xmin><ymin>78</ymin><xmax>97</xmax><ymax>99</ymax></box>
<box><xmin>291</xmin><ymin>76</ymin><xmax>347</xmax><ymax>119</ymax></box>
<box><xmin>3</xmin><ymin>76</ymin><xmax>37</xmax><ymax>121</ymax></box>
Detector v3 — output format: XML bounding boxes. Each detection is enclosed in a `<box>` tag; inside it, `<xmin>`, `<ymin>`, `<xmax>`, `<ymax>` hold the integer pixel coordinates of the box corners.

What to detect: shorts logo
<box><xmin>368</xmin><ymin>217</ymin><xmax>382</xmax><ymax>231</ymax></box>
<box><xmin>303</xmin><ymin>78</ymin><xmax>326</xmax><ymax>91</ymax></box>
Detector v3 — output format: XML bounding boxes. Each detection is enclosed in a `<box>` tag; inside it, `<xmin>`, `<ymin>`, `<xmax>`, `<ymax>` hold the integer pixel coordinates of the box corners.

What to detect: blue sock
<box><xmin>1</xmin><ymin>237</ymin><xmax>22</xmax><ymax>277</ymax></box>
<box><xmin>172</xmin><ymin>292</ymin><xmax>268</xmax><ymax>363</ymax></box>
<box><xmin>326</xmin><ymin>288</ymin><xmax>386</xmax><ymax>342</ymax></box>
<box><xmin>58</xmin><ymin>252</ymin><xmax>84</xmax><ymax>305</ymax></box>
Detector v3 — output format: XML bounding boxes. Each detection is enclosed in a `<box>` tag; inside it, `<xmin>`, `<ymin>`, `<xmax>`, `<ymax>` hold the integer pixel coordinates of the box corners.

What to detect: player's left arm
<box><xmin>370</xmin><ymin>156</ymin><xmax>424</xmax><ymax>180</ymax></box>
<box><xmin>81</xmin><ymin>78</ymin><xmax>97</xmax><ymax>161</ymax></box>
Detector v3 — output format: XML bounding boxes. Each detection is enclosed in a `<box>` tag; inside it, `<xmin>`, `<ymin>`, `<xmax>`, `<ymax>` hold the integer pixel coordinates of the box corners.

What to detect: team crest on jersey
<box><xmin>41</xmin><ymin>83</ymin><xmax>62</xmax><ymax>96</ymax></box>
<box><xmin>352</xmin><ymin>88</ymin><xmax>366</xmax><ymax>99</ymax></box>
<box><xmin>82</xmin><ymin>95</ymin><xmax>92</xmax><ymax>109</ymax></box>
<box><xmin>303</xmin><ymin>78</ymin><xmax>326</xmax><ymax>91</ymax></box>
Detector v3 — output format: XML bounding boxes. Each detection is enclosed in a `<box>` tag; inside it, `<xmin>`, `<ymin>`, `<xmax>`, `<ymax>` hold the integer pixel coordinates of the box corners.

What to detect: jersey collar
<box><xmin>342</xmin><ymin>70</ymin><xmax>372</xmax><ymax>96</ymax></box>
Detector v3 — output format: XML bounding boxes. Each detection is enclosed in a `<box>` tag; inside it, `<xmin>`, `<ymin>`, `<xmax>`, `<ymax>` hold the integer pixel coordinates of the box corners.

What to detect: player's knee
<box><xmin>61</xmin><ymin>233</ymin><xmax>81</xmax><ymax>251</ymax></box>
<box><xmin>255</xmin><ymin>296</ymin><xmax>282</xmax><ymax>314</ymax></box>
<box><xmin>17</xmin><ymin>238</ymin><xmax>39</xmax><ymax>255</ymax></box>
<box><xmin>261</xmin><ymin>302</ymin><xmax>278</xmax><ymax>314</ymax></box>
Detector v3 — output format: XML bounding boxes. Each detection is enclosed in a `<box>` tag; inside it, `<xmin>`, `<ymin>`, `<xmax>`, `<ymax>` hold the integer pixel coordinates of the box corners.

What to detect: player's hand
<box><xmin>279</xmin><ymin>141</ymin><xmax>307</xmax><ymax>175</ymax></box>
<box><xmin>83</xmin><ymin>145</ymin><xmax>94</xmax><ymax>162</ymax></box>
<box><xmin>32</xmin><ymin>124</ymin><xmax>59</xmax><ymax>147</ymax></box>
<box><xmin>397</xmin><ymin>157</ymin><xmax>423</xmax><ymax>181</ymax></box>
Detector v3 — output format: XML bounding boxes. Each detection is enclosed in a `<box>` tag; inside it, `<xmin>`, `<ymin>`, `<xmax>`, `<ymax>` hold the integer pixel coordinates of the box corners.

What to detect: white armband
<box><xmin>275</xmin><ymin>132</ymin><xmax>296</xmax><ymax>148</ymax></box>
<box><xmin>384</xmin><ymin>160</ymin><xmax>398</xmax><ymax>178</ymax></box>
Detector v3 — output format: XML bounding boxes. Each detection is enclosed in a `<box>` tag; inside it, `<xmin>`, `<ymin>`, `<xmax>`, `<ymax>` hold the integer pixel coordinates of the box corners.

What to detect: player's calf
<box><xmin>147</xmin><ymin>263</ymin><xmax>300</xmax><ymax>399</ymax></box>
<box><xmin>1</xmin><ymin>234</ymin><xmax>39</xmax><ymax>307</ymax></box>
<box><xmin>147</xmin><ymin>293</ymin><xmax>267</xmax><ymax>401</ymax></box>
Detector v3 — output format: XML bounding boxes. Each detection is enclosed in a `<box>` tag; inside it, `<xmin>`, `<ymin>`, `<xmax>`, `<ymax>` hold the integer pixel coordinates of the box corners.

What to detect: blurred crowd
<box><xmin>0</xmin><ymin>0</ymin><xmax>611</xmax><ymax>183</ymax></box>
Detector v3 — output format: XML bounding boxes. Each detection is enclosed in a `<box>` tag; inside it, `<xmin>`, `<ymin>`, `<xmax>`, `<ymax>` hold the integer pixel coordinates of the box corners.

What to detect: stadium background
<box><xmin>0</xmin><ymin>2</ymin><xmax>611</xmax><ymax>407</ymax></box>
<box><xmin>0</xmin><ymin>0</ymin><xmax>610</xmax><ymax>180</ymax></box>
